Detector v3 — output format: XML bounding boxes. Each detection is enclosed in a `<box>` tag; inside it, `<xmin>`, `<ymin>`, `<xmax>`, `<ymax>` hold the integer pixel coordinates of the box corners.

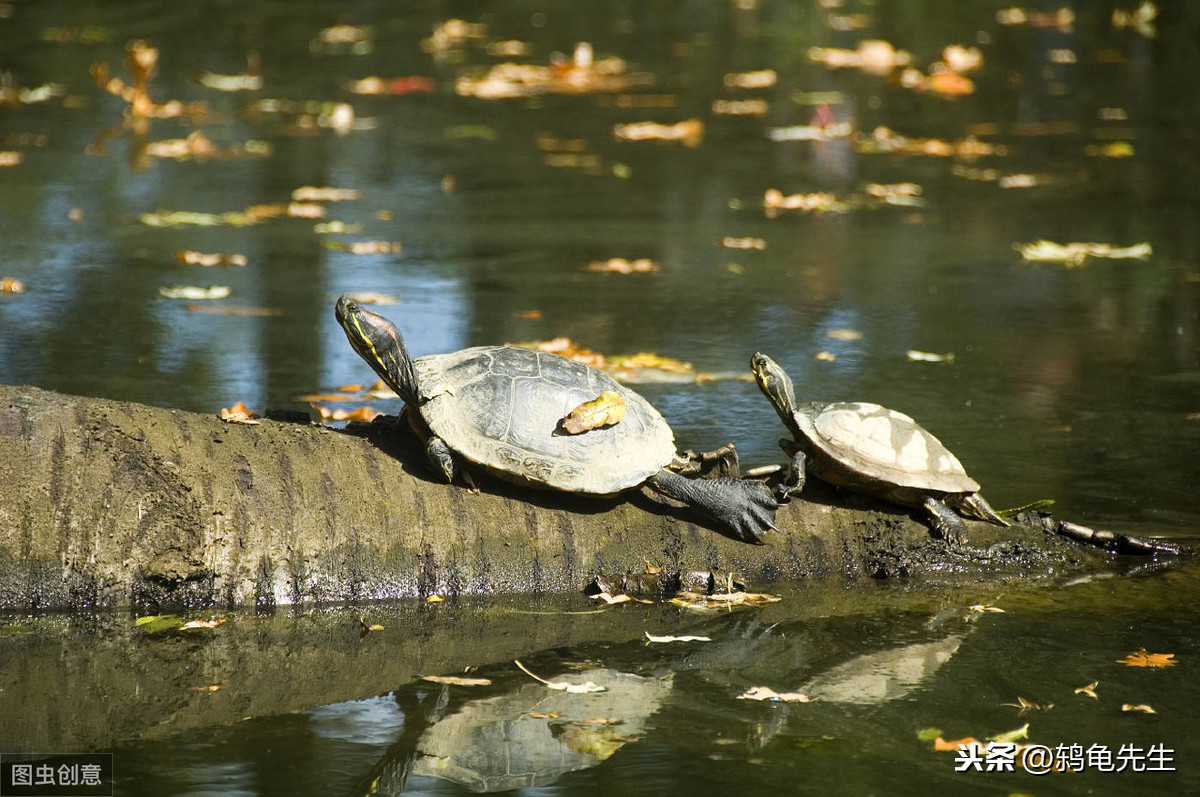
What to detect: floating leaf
<box><xmin>291</xmin><ymin>186</ymin><xmax>361</xmax><ymax>202</ymax></box>
<box><xmin>583</xmin><ymin>258</ymin><xmax>659</xmax><ymax>274</ymax></box>
<box><xmin>220</xmin><ymin>402</ymin><xmax>260</xmax><ymax>425</ymax></box>
<box><xmin>670</xmin><ymin>591</ymin><xmax>781</xmax><ymax>612</ymax></box>
<box><xmin>826</xmin><ymin>328</ymin><xmax>862</xmax><ymax>341</ymax></box>
<box><xmin>421</xmin><ymin>674</ymin><xmax>492</xmax><ymax>686</ymax></box>
<box><xmin>988</xmin><ymin>723</ymin><xmax>1030</xmax><ymax>744</ymax></box>
<box><xmin>514</xmin><ymin>659</ymin><xmax>606</xmax><ymax>693</ymax></box>
<box><xmin>592</xmin><ymin>591</ymin><xmax>633</xmax><ymax>605</ymax></box>
<box><xmin>179</xmin><ymin>618</ymin><xmax>226</xmax><ymax>630</ymax></box>
<box><xmin>644</xmin><ymin>632</ymin><xmax>712</xmax><ymax>643</ymax></box>
<box><xmin>932</xmin><ymin>736</ymin><xmax>982</xmax><ymax>752</ymax></box>
<box><xmin>1117</xmin><ymin>648</ymin><xmax>1176</xmax><ymax>667</ymax></box>
<box><xmin>814</xmin><ymin>351</ymin><xmax>837</xmax><ymax>362</ymax></box>
<box><xmin>1</xmin><ymin>277</ymin><xmax>26</xmax><ymax>294</ymax></box>
<box><xmin>613</xmin><ymin>119</ymin><xmax>703</xmax><ymax>147</ymax></box>
<box><xmin>322</xmin><ymin>240</ymin><xmax>402</xmax><ymax>255</ymax></box>
<box><xmin>0</xmin><ymin>151</ymin><xmax>22</xmax><ymax>167</ymax></box>
<box><xmin>1016</xmin><ymin>240</ymin><xmax>1151</xmax><ymax>266</ymax></box>
<box><xmin>916</xmin><ymin>727</ymin><xmax>943</xmax><ymax>743</ymax></box>
<box><xmin>175</xmin><ymin>250</ymin><xmax>248</xmax><ymax>267</ymax></box>
<box><xmin>737</xmin><ymin>686</ymin><xmax>814</xmax><ymax>703</ymax></box>
<box><xmin>1074</xmin><ymin>680</ymin><xmax>1099</xmax><ymax>699</ymax></box>
<box><xmin>357</xmin><ymin>617</ymin><xmax>385</xmax><ymax>632</ymax></box>
<box><xmin>1002</xmin><ymin>696</ymin><xmax>1054</xmax><ymax>713</ymax></box>
<box><xmin>721</xmin><ymin>236</ymin><xmax>766</xmax><ymax>250</ymax></box>
<box><xmin>1121</xmin><ymin>703</ymin><xmax>1156</xmax><ymax>714</ymax></box>
<box><xmin>561</xmin><ymin>391</ymin><xmax>626</xmax><ymax>434</ymax></box>
<box><xmin>134</xmin><ymin>615</ymin><xmax>184</xmax><ymax>634</ymax></box>
<box><xmin>190</xmin><ymin>684</ymin><xmax>221</xmax><ymax>692</ymax></box>
<box><xmin>907</xmin><ymin>350</ymin><xmax>955</xmax><ymax>363</ymax></box>
<box><xmin>723</xmin><ymin>69</ymin><xmax>776</xmax><ymax>89</ymax></box>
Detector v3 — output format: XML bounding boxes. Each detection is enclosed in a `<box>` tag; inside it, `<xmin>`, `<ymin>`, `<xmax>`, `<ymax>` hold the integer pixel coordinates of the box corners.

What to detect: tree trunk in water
<box><xmin>0</xmin><ymin>385</ymin><xmax>1129</xmax><ymax>610</ymax></box>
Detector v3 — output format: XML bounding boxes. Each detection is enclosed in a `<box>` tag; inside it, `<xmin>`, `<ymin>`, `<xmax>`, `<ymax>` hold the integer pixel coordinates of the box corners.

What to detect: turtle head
<box><xmin>750</xmin><ymin>352</ymin><xmax>798</xmax><ymax>426</ymax></box>
<box><xmin>335</xmin><ymin>295</ymin><xmax>420</xmax><ymax>405</ymax></box>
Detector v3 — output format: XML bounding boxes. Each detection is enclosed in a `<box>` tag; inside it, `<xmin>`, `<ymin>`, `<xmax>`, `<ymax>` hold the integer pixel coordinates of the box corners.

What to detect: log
<box><xmin>0</xmin><ymin>384</ymin><xmax>1146</xmax><ymax>610</ymax></box>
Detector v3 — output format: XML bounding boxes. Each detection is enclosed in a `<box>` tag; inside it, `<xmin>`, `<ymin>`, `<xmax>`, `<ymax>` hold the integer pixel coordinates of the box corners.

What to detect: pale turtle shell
<box><xmin>794</xmin><ymin>401</ymin><xmax>980</xmax><ymax>494</ymax></box>
<box><xmin>414</xmin><ymin>346</ymin><xmax>675</xmax><ymax>494</ymax></box>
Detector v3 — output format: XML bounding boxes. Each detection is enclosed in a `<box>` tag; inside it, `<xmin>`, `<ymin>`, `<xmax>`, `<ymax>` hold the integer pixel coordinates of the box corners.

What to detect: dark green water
<box><xmin>1</xmin><ymin>0</ymin><xmax>1199</xmax><ymax>793</ymax></box>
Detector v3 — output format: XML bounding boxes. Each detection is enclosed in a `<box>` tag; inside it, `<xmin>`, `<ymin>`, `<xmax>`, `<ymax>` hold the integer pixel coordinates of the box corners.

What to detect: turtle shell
<box><xmin>794</xmin><ymin>401</ymin><xmax>980</xmax><ymax>497</ymax></box>
<box><xmin>413</xmin><ymin>346</ymin><xmax>675</xmax><ymax>494</ymax></box>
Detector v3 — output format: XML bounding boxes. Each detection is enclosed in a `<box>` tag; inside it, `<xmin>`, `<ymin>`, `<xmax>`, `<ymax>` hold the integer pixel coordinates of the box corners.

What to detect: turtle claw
<box><xmin>732</xmin><ymin>479</ymin><xmax>779</xmax><ymax>544</ymax></box>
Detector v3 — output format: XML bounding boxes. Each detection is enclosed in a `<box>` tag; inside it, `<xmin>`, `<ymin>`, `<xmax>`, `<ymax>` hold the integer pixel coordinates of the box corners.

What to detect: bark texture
<box><xmin>0</xmin><ymin>384</ymin><xmax>1114</xmax><ymax>610</ymax></box>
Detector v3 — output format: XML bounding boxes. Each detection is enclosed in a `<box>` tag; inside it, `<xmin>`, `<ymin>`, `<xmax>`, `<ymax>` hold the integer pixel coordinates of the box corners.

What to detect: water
<box><xmin>1</xmin><ymin>0</ymin><xmax>1198</xmax><ymax>793</ymax></box>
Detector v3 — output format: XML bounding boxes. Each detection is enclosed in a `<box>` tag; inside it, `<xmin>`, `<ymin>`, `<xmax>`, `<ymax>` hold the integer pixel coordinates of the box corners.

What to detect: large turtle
<box><xmin>749</xmin><ymin>352</ymin><xmax>1007</xmax><ymax>543</ymax></box>
<box><xmin>334</xmin><ymin>296</ymin><xmax>776</xmax><ymax>542</ymax></box>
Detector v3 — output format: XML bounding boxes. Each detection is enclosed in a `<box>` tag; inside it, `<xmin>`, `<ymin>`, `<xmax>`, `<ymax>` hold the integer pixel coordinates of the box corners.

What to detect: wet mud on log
<box><xmin>0</xmin><ymin>384</ymin><xmax>1176</xmax><ymax>610</ymax></box>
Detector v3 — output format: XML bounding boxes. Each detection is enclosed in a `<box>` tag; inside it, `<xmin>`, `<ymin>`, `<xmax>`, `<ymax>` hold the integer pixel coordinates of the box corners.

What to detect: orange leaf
<box><xmin>1117</xmin><ymin>648</ymin><xmax>1176</xmax><ymax>668</ymax></box>
<box><xmin>933</xmin><ymin>736</ymin><xmax>982</xmax><ymax>752</ymax></box>
<box><xmin>219</xmin><ymin>402</ymin><xmax>260</xmax><ymax>424</ymax></box>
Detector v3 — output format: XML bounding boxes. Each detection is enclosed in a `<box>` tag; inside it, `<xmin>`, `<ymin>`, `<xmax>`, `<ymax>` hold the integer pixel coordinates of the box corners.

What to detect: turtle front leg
<box><xmin>649</xmin><ymin>469</ymin><xmax>777</xmax><ymax>544</ymax></box>
<box><xmin>672</xmin><ymin>442</ymin><xmax>741</xmax><ymax>479</ymax></box>
<box><xmin>775</xmin><ymin>440</ymin><xmax>807</xmax><ymax>503</ymax></box>
<box><xmin>425</xmin><ymin>436</ymin><xmax>456</xmax><ymax>483</ymax></box>
<box><xmin>923</xmin><ymin>497</ymin><xmax>967</xmax><ymax>545</ymax></box>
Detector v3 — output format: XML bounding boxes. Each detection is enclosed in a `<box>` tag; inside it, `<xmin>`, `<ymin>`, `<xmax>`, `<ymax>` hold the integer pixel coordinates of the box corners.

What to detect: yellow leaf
<box><xmin>1074</xmin><ymin>681</ymin><xmax>1099</xmax><ymax>699</ymax></box>
<box><xmin>160</xmin><ymin>285</ymin><xmax>231</xmax><ymax>300</ymax></box>
<box><xmin>561</xmin><ymin>391</ymin><xmax>626</xmax><ymax>434</ymax></box>
<box><xmin>426</xmin><ymin>594</ymin><xmax>444</xmax><ymax>603</ymax></box>
<box><xmin>179</xmin><ymin>618</ymin><xmax>226</xmax><ymax>630</ymax></box>
<box><xmin>644</xmin><ymin>632</ymin><xmax>712</xmax><ymax>643</ymax></box>
<box><xmin>1117</xmin><ymin>648</ymin><xmax>1176</xmax><ymax>667</ymax></box>
<box><xmin>933</xmin><ymin>736</ymin><xmax>982</xmax><ymax>752</ymax></box>
<box><xmin>1121</xmin><ymin>703</ymin><xmax>1156</xmax><ymax>714</ymax></box>
<box><xmin>0</xmin><ymin>277</ymin><xmax>26</xmax><ymax>294</ymax></box>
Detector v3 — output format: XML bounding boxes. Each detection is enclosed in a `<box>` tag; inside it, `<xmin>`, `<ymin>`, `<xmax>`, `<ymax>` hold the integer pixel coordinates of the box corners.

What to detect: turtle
<box><xmin>334</xmin><ymin>296</ymin><xmax>777</xmax><ymax>542</ymax></box>
<box><xmin>749</xmin><ymin>351</ymin><xmax>1007</xmax><ymax>543</ymax></box>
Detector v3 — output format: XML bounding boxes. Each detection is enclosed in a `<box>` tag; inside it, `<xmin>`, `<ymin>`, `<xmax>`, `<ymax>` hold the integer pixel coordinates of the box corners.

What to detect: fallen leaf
<box><xmin>583</xmin><ymin>257</ymin><xmax>659</xmax><ymax>274</ymax></box>
<box><xmin>421</xmin><ymin>674</ymin><xmax>492</xmax><ymax>686</ymax></box>
<box><xmin>426</xmin><ymin>594</ymin><xmax>444</xmax><ymax>603</ymax></box>
<box><xmin>826</xmin><ymin>328</ymin><xmax>862</xmax><ymax>341</ymax></box>
<box><xmin>179</xmin><ymin>618</ymin><xmax>226</xmax><ymax>630</ymax></box>
<box><xmin>220</xmin><ymin>402</ymin><xmax>260</xmax><ymax>425</ymax></box>
<box><xmin>814</xmin><ymin>351</ymin><xmax>837</xmax><ymax>362</ymax></box>
<box><xmin>1117</xmin><ymin>648</ymin><xmax>1176</xmax><ymax>667</ymax></box>
<box><xmin>1</xmin><ymin>277</ymin><xmax>26</xmax><ymax>293</ymax></box>
<box><xmin>1074</xmin><ymin>681</ymin><xmax>1099</xmax><ymax>699</ymax></box>
<box><xmin>357</xmin><ymin>617</ymin><xmax>384</xmax><ymax>632</ymax></box>
<box><xmin>561</xmin><ymin>391</ymin><xmax>626</xmax><ymax>434</ymax></box>
<box><xmin>175</xmin><ymin>250</ymin><xmax>249</xmax><ymax>267</ymax></box>
<box><xmin>737</xmin><ymin>686</ymin><xmax>814</xmax><ymax>703</ymax></box>
<box><xmin>189</xmin><ymin>684</ymin><xmax>221</xmax><ymax>692</ymax></box>
<box><xmin>1016</xmin><ymin>239</ymin><xmax>1151</xmax><ymax>265</ymax></box>
<box><xmin>613</xmin><ymin>119</ymin><xmax>703</xmax><ymax>147</ymax></box>
<box><xmin>0</xmin><ymin>151</ymin><xmax>23</xmax><ymax>167</ymax></box>
<box><xmin>933</xmin><ymin>736</ymin><xmax>982</xmax><ymax>752</ymax></box>
<box><xmin>969</xmin><ymin>604</ymin><xmax>1006</xmax><ymax>613</ymax></box>
<box><xmin>723</xmin><ymin>69</ymin><xmax>776</xmax><ymax>89</ymax></box>
<box><xmin>1121</xmin><ymin>703</ymin><xmax>1156</xmax><ymax>714</ymax></box>
<box><xmin>907</xmin><ymin>350</ymin><xmax>955</xmax><ymax>363</ymax></box>
<box><xmin>592</xmin><ymin>591</ymin><xmax>632</xmax><ymax>605</ymax></box>
<box><xmin>322</xmin><ymin>240</ymin><xmax>402</xmax><ymax>255</ymax></box>
<box><xmin>644</xmin><ymin>632</ymin><xmax>712</xmax><ymax>643</ymax></box>
<box><xmin>514</xmin><ymin>659</ymin><xmax>607</xmax><ymax>693</ymax></box>
<box><xmin>514</xmin><ymin>309</ymin><xmax>543</xmax><ymax>320</ymax></box>
<box><xmin>291</xmin><ymin>186</ymin><xmax>361</xmax><ymax>202</ymax></box>
<box><xmin>721</xmin><ymin>236</ymin><xmax>766</xmax><ymax>250</ymax></box>
<box><xmin>1002</xmin><ymin>696</ymin><xmax>1054</xmax><ymax>713</ymax></box>
<box><xmin>160</xmin><ymin>285</ymin><xmax>231</xmax><ymax>300</ymax></box>
<box><xmin>989</xmin><ymin>723</ymin><xmax>1030</xmax><ymax>744</ymax></box>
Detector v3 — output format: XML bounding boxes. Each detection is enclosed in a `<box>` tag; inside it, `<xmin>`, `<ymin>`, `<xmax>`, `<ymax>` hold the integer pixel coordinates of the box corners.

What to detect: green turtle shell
<box><xmin>413</xmin><ymin>346</ymin><xmax>675</xmax><ymax>494</ymax></box>
<box><xmin>794</xmin><ymin>401</ymin><xmax>980</xmax><ymax>499</ymax></box>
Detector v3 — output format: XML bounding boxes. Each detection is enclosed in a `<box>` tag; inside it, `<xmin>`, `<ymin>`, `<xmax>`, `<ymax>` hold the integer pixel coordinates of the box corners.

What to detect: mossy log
<box><xmin>0</xmin><ymin>384</ymin><xmax>1136</xmax><ymax>610</ymax></box>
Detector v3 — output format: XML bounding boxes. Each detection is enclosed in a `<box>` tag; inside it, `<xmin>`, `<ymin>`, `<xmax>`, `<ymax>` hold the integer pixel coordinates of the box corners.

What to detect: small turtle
<box><xmin>750</xmin><ymin>352</ymin><xmax>1007</xmax><ymax>543</ymax></box>
<box><xmin>335</xmin><ymin>296</ymin><xmax>776</xmax><ymax>542</ymax></box>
